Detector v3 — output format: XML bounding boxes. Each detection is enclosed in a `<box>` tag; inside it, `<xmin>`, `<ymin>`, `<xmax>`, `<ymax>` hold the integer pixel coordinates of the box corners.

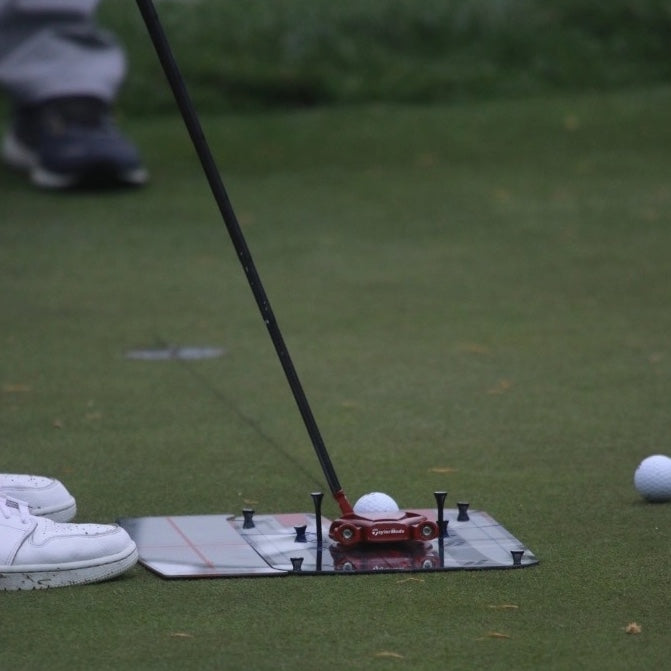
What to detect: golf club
<box><xmin>136</xmin><ymin>0</ymin><xmax>439</xmax><ymax>545</ymax></box>
<box><xmin>136</xmin><ymin>0</ymin><xmax>352</xmax><ymax>516</ymax></box>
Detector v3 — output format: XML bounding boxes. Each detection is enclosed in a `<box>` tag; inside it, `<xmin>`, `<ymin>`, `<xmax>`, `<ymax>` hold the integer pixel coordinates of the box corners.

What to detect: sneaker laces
<box><xmin>0</xmin><ymin>496</ymin><xmax>31</xmax><ymax>524</ymax></box>
<box><xmin>13</xmin><ymin>96</ymin><xmax>111</xmax><ymax>146</ymax></box>
<box><xmin>42</xmin><ymin>96</ymin><xmax>109</xmax><ymax>129</ymax></box>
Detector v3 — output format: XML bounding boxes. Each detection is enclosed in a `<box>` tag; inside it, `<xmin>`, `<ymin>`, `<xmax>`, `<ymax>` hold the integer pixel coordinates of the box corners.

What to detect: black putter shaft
<box><xmin>136</xmin><ymin>0</ymin><xmax>353</xmax><ymax>516</ymax></box>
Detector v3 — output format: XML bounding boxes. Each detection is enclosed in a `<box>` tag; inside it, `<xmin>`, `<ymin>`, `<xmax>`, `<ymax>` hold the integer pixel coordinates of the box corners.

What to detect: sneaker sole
<box><xmin>0</xmin><ymin>543</ymin><xmax>138</xmax><ymax>591</ymax></box>
<box><xmin>2</xmin><ymin>131</ymin><xmax>148</xmax><ymax>189</ymax></box>
<box><xmin>31</xmin><ymin>164</ymin><xmax>149</xmax><ymax>189</ymax></box>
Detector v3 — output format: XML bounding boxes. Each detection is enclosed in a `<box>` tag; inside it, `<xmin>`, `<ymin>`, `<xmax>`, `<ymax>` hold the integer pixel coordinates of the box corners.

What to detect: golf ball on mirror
<box><xmin>353</xmin><ymin>492</ymin><xmax>400</xmax><ymax>514</ymax></box>
<box><xmin>634</xmin><ymin>454</ymin><xmax>671</xmax><ymax>502</ymax></box>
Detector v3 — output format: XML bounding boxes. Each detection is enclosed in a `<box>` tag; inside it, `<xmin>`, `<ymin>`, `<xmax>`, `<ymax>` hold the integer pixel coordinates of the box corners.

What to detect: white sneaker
<box><xmin>0</xmin><ymin>496</ymin><xmax>138</xmax><ymax>590</ymax></box>
<box><xmin>0</xmin><ymin>474</ymin><xmax>76</xmax><ymax>522</ymax></box>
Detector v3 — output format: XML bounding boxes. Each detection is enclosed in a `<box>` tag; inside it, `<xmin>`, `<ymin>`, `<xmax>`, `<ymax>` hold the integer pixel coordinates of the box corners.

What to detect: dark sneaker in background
<box><xmin>2</xmin><ymin>96</ymin><xmax>148</xmax><ymax>189</ymax></box>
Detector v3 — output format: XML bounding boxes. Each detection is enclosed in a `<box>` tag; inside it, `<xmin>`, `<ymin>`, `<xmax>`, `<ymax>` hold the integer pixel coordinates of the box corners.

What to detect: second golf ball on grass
<box><xmin>634</xmin><ymin>454</ymin><xmax>671</xmax><ymax>502</ymax></box>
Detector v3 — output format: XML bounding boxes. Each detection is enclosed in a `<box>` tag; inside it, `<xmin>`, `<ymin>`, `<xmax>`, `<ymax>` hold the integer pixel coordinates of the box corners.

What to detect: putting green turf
<box><xmin>2</xmin><ymin>88</ymin><xmax>671</xmax><ymax>670</ymax></box>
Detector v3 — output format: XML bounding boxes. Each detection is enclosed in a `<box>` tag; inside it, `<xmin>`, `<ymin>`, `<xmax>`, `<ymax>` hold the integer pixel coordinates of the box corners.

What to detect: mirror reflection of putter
<box><xmin>135</xmin><ymin>0</ymin><xmax>438</xmax><ymax>547</ymax></box>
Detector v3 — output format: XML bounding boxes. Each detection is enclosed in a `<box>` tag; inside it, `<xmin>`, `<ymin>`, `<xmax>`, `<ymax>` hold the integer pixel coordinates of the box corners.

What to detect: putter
<box><xmin>136</xmin><ymin>0</ymin><xmax>437</xmax><ymax>546</ymax></box>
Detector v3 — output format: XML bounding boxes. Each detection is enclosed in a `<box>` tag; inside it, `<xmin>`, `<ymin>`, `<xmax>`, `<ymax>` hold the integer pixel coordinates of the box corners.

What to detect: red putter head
<box><xmin>329</xmin><ymin>490</ymin><xmax>438</xmax><ymax>547</ymax></box>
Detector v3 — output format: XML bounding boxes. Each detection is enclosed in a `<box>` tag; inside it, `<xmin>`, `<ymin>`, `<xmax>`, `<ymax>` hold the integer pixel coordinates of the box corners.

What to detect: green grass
<box><xmin>101</xmin><ymin>0</ymin><xmax>671</xmax><ymax>113</ymax></box>
<box><xmin>2</xmin><ymin>87</ymin><xmax>671</xmax><ymax>669</ymax></box>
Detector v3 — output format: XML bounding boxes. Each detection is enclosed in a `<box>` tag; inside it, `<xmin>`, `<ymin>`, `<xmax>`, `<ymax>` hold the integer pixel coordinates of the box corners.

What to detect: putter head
<box><xmin>328</xmin><ymin>510</ymin><xmax>439</xmax><ymax>547</ymax></box>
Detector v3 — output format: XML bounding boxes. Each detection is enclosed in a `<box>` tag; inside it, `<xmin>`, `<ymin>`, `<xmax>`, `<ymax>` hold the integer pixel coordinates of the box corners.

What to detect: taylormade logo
<box><xmin>371</xmin><ymin>527</ymin><xmax>404</xmax><ymax>537</ymax></box>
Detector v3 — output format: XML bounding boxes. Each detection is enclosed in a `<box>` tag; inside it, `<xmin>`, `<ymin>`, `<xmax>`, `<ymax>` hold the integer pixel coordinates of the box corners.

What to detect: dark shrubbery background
<box><xmin>104</xmin><ymin>0</ymin><xmax>671</xmax><ymax>114</ymax></box>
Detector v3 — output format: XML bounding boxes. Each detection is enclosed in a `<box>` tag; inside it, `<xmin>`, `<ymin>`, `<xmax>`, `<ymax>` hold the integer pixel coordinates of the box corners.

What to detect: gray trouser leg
<box><xmin>0</xmin><ymin>0</ymin><xmax>126</xmax><ymax>106</ymax></box>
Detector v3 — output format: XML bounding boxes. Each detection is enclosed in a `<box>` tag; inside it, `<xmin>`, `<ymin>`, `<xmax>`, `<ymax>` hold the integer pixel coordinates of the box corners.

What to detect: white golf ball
<box><xmin>634</xmin><ymin>454</ymin><xmax>671</xmax><ymax>502</ymax></box>
<box><xmin>353</xmin><ymin>492</ymin><xmax>400</xmax><ymax>514</ymax></box>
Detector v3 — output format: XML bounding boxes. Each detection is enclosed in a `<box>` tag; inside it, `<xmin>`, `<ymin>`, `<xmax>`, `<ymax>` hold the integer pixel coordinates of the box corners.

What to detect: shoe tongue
<box><xmin>2</xmin><ymin>497</ymin><xmax>28</xmax><ymax>514</ymax></box>
<box><xmin>0</xmin><ymin>496</ymin><xmax>20</xmax><ymax>517</ymax></box>
<box><xmin>1</xmin><ymin>496</ymin><xmax>32</xmax><ymax>523</ymax></box>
